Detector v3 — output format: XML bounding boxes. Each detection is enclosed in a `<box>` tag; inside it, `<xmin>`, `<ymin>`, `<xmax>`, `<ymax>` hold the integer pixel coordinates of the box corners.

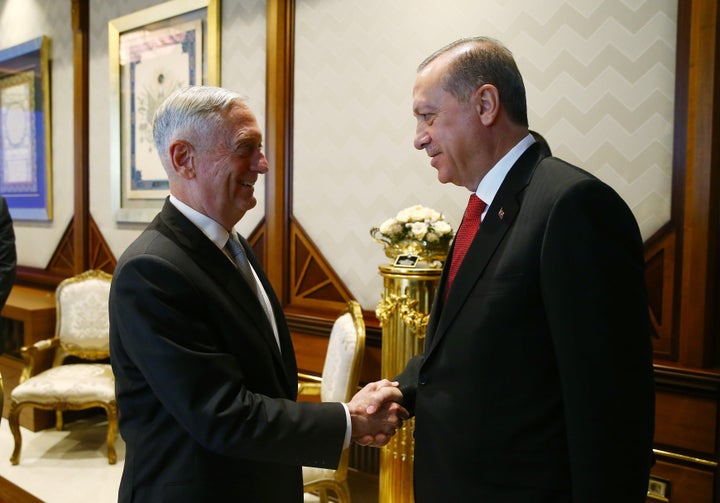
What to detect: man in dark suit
<box><xmin>387</xmin><ymin>36</ymin><xmax>655</xmax><ymax>501</ymax></box>
<box><xmin>0</xmin><ymin>195</ymin><xmax>16</xmax><ymax>311</ymax></box>
<box><xmin>109</xmin><ymin>85</ymin><xmax>405</xmax><ymax>502</ymax></box>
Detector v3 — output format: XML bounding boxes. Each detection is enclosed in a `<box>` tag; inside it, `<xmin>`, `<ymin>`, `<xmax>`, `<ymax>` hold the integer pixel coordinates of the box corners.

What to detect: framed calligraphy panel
<box><xmin>109</xmin><ymin>0</ymin><xmax>219</xmax><ymax>222</ymax></box>
<box><xmin>0</xmin><ymin>36</ymin><xmax>52</xmax><ymax>221</ymax></box>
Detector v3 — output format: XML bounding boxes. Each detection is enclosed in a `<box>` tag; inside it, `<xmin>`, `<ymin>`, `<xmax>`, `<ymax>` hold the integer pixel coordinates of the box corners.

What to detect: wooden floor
<box><xmin>0</xmin><ymin>476</ymin><xmax>42</xmax><ymax>503</ymax></box>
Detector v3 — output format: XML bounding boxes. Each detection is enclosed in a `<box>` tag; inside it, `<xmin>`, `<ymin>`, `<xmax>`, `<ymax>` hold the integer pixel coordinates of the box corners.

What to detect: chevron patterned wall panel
<box><xmin>293</xmin><ymin>0</ymin><xmax>677</xmax><ymax>309</ymax></box>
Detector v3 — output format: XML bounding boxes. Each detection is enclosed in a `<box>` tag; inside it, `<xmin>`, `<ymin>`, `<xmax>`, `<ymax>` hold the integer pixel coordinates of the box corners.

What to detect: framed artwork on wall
<box><xmin>109</xmin><ymin>0</ymin><xmax>220</xmax><ymax>223</ymax></box>
<box><xmin>0</xmin><ymin>36</ymin><xmax>52</xmax><ymax>221</ymax></box>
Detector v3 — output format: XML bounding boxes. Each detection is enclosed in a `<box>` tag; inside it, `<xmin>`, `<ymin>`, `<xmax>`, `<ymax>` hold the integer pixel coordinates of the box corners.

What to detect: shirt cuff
<box><xmin>341</xmin><ymin>402</ymin><xmax>351</xmax><ymax>449</ymax></box>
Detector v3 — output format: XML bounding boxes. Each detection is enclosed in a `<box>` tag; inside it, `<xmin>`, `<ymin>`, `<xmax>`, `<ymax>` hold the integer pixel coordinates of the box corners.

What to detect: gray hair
<box><xmin>152</xmin><ymin>85</ymin><xmax>247</xmax><ymax>163</ymax></box>
<box><xmin>418</xmin><ymin>36</ymin><xmax>528</xmax><ymax>127</ymax></box>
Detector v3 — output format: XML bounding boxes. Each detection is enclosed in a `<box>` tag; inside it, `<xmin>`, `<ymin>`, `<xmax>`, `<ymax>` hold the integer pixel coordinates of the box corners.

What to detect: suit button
<box><xmin>419</xmin><ymin>374</ymin><xmax>427</xmax><ymax>385</ymax></box>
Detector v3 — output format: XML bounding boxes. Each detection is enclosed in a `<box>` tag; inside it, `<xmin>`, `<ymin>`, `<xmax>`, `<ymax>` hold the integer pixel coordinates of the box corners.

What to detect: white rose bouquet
<box><xmin>371</xmin><ymin>205</ymin><xmax>454</xmax><ymax>264</ymax></box>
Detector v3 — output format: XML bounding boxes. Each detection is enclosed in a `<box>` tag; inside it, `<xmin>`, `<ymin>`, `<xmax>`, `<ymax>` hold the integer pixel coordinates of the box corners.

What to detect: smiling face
<box><xmin>413</xmin><ymin>56</ymin><xmax>482</xmax><ymax>190</ymax></box>
<box><xmin>183</xmin><ymin>104</ymin><xmax>268</xmax><ymax>229</ymax></box>
<box><xmin>412</xmin><ymin>52</ymin><xmax>488</xmax><ymax>191</ymax></box>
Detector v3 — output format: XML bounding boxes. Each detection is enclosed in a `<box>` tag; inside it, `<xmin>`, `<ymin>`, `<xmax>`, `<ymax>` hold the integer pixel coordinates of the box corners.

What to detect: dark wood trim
<box><xmin>714</xmin><ymin>2</ymin><xmax>720</xmax><ymax>370</ymax></box>
<box><xmin>666</xmin><ymin>0</ymin><xmax>690</xmax><ymax>368</ymax></box>
<box><xmin>14</xmin><ymin>267</ymin><xmax>64</xmax><ymax>290</ymax></box>
<box><xmin>644</xmin><ymin>224</ymin><xmax>677</xmax><ymax>360</ymax></box>
<box><xmin>287</xmin><ymin>308</ymin><xmax>381</xmax><ymax>346</ymax></box>
<box><xmin>265</xmin><ymin>0</ymin><xmax>294</xmax><ymax>301</ymax></box>
<box><xmin>72</xmin><ymin>0</ymin><xmax>90</xmax><ymax>274</ymax></box>
<box><xmin>677</xmin><ymin>0</ymin><xmax>719</xmax><ymax>368</ymax></box>
<box><xmin>0</xmin><ymin>476</ymin><xmax>43</xmax><ymax>503</ymax></box>
<box><xmin>654</xmin><ymin>364</ymin><xmax>720</xmax><ymax>398</ymax></box>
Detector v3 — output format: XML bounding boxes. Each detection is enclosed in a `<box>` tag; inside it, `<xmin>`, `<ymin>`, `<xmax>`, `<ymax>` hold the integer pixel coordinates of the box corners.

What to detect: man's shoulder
<box><xmin>536</xmin><ymin>155</ymin><xmax>593</xmax><ymax>178</ymax></box>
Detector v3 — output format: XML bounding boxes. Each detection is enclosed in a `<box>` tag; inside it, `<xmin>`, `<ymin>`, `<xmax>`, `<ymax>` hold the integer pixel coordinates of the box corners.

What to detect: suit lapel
<box><xmin>426</xmin><ymin>143</ymin><xmax>546</xmax><ymax>355</ymax></box>
<box><xmin>157</xmin><ymin>201</ymin><xmax>295</xmax><ymax>394</ymax></box>
<box><xmin>240</xmin><ymin>234</ymin><xmax>299</xmax><ymax>393</ymax></box>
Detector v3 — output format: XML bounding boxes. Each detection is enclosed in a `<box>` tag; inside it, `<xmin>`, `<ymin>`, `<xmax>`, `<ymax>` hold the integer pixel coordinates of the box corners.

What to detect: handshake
<box><xmin>347</xmin><ymin>379</ymin><xmax>409</xmax><ymax>447</ymax></box>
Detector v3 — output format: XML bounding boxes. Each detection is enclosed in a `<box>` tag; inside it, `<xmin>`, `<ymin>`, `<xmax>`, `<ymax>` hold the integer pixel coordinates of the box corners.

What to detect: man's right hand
<box><xmin>347</xmin><ymin>379</ymin><xmax>408</xmax><ymax>447</ymax></box>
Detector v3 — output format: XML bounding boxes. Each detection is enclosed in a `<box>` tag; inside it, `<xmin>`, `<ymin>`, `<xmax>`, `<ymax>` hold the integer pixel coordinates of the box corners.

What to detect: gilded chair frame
<box><xmin>8</xmin><ymin>269</ymin><xmax>118</xmax><ymax>465</ymax></box>
<box><xmin>299</xmin><ymin>300</ymin><xmax>366</xmax><ymax>503</ymax></box>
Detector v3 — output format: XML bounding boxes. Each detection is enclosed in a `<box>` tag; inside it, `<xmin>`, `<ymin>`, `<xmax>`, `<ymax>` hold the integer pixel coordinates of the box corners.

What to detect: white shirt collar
<box><xmin>168</xmin><ymin>196</ymin><xmax>281</xmax><ymax>348</ymax></box>
<box><xmin>169</xmin><ymin>195</ymin><xmax>230</xmax><ymax>249</ymax></box>
<box><xmin>475</xmin><ymin>133</ymin><xmax>535</xmax><ymax>214</ymax></box>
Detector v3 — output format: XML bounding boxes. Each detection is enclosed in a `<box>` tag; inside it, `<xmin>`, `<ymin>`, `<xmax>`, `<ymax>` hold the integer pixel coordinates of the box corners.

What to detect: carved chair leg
<box><xmin>105</xmin><ymin>402</ymin><xmax>119</xmax><ymax>464</ymax></box>
<box><xmin>55</xmin><ymin>410</ymin><xmax>64</xmax><ymax>430</ymax></box>
<box><xmin>8</xmin><ymin>402</ymin><xmax>24</xmax><ymax>465</ymax></box>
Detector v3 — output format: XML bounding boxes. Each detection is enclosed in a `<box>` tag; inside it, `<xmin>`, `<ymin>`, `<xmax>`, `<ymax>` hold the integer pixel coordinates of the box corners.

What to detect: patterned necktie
<box><xmin>225</xmin><ymin>233</ymin><xmax>280</xmax><ymax>350</ymax></box>
<box><xmin>225</xmin><ymin>233</ymin><xmax>259</xmax><ymax>295</ymax></box>
<box><xmin>445</xmin><ymin>194</ymin><xmax>486</xmax><ymax>299</ymax></box>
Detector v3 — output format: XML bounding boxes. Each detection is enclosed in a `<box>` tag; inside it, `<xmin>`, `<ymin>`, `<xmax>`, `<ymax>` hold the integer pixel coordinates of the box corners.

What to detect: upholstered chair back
<box><xmin>53</xmin><ymin>269</ymin><xmax>112</xmax><ymax>365</ymax></box>
<box><xmin>320</xmin><ymin>308</ymin><xmax>365</xmax><ymax>403</ymax></box>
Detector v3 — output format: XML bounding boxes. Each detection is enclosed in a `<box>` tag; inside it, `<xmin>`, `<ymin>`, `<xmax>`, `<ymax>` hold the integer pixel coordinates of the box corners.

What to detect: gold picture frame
<box><xmin>109</xmin><ymin>0</ymin><xmax>220</xmax><ymax>223</ymax></box>
<box><xmin>0</xmin><ymin>36</ymin><xmax>52</xmax><ymax>221</ymax></box>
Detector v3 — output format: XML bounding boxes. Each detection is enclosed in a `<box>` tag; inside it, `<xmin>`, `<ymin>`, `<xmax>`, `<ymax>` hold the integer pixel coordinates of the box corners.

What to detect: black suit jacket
<box><xmin>396</xmin><ymin>143</ymin><xmax>655</xmax><ymax>502</ymax></box>
<box><xmin>109</xmin><ymin>200</ymin><xmax>346</xmax><ymax>502</ymax></box>
<box><xmin>0</xmin><ymin>196</ymin><xmax>16</xmax><ymax>310</ymax></box>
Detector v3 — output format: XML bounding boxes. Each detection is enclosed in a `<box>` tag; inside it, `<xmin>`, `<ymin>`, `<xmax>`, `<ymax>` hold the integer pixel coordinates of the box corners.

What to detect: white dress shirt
<box><xmin>475</xmin><ymin>133</ymin><xmax>536</xmax><ymax>217</ymax></box>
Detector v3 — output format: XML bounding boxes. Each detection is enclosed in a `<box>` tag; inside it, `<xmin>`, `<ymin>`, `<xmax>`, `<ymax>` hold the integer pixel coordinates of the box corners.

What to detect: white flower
<box><xmin>371</xmin><ymin>204</ymin><xmax>455</xmax><ymax>248</ymax></box>
<box><xmin>433</xmin><ymin>220</ymin><xmax>452</xmax><ymax>236</ymax></box>
<box><xmin>408</xmin><ymin>221</ymin><xmax>428</xmax><ymax>239</ymax></box>
<box><xmin>379</xmin><ymin>218</ymin><xmax>403</xmax><ymax>236</ymax></box>
<box><xmin>395</xmin><ymin>207</ymin><xmax>413</xmax><ymax>223</ymax></box>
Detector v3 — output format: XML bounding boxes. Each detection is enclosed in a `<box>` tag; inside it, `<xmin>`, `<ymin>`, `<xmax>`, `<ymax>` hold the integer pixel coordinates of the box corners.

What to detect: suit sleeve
<box><xmin>540</xmin><ymin>179</ymin><xmax>655</xmax><ymax>501</ymax></box>
<box><xmin>0</xmin><ymin>198</ymin><xmax>16</xmax><ymax>310</ymax></box>
<box><xmin>394</xmin><ymin>353</ymin><xmax>423</xmax><ymax>414</ymax></box>
<box><xmin>110</xmin><ymin>253</ymin><xmax>347</xmax><ymax>468</ymax></box>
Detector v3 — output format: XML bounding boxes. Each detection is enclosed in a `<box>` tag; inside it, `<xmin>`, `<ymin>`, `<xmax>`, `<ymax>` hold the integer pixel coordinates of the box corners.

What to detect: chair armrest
<box><xmin>19</xmin><ymin>337</ymin><xmax>59</xmax><ymax>382</ymax></box>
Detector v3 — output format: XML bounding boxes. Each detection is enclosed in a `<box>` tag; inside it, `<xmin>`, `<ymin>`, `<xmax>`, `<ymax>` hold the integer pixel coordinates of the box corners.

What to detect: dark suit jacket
<box><xmin>109</xmin><ymin>200</ymin><xmax>347</xmax><ymax>502</ymax></box>
<box><xmin>396</xmin><ymin>143</ymin><xmax>655</xmax><ymax>502</ymax></box>
<box><xmin>0</xmin><ymin>196</ymin><xmax>16</xmax><ymax>310</ymax></box>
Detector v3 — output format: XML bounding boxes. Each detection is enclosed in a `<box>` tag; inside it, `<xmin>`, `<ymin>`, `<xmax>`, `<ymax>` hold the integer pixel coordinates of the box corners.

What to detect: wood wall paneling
<box><xmin>644</xmin><ymin>226</ymin><xmax>677</xmax><ymax>360</ymax></box>
<box><xmin>72</xmin><ymin>0</ymin><xmax>90</xmax><ymax>275</ymax></box>
<box><xmin>679</xmin><ymin>0</ymin><xmax>719</xmax><ymax>369</ymax></box>
<box><xmin>650</xmin><ymin>460</ymin><xmax>715</xmax><ymax>503</ymax></box>
<box><xmin>655</xmin><ymin>391</ymin><xmax>717</xmax><ymax>456</ymax></box>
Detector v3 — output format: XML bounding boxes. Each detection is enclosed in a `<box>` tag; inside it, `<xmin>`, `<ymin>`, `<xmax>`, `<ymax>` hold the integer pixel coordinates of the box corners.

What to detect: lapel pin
<box><xmin>498</xmin><ymin>207</ymin><xmax>505</xmax><ymax>220</ymax></box>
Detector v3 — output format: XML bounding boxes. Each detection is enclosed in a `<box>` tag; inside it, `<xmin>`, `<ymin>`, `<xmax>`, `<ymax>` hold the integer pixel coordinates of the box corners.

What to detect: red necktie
<box><xmin>445</xmin><ymin>194</ymin><xmax>486</xmax><ymax>298</ymax></box>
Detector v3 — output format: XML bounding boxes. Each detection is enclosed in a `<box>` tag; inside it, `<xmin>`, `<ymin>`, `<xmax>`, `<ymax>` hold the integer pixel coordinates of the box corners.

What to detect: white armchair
<box><xmin>8</xmin><ymin>269</ymin><xmax>118</xmax><ymax>465</ymax></box>
<box><xmin>300</xmin><ymin>300</ymin><xmax>366</xmax><ymax>503</ymax></box>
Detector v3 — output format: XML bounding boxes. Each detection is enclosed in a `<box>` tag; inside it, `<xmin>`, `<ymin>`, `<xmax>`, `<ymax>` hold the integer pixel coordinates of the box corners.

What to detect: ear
<box><xmin>473</xmin><ymin>84</ymin><xmax>500</xmax><ymax>127</ymax></box>
<box><xmin>168</xmin><ymin>140</ymin><xmax>196</xmax><ymax>179</ymax></box>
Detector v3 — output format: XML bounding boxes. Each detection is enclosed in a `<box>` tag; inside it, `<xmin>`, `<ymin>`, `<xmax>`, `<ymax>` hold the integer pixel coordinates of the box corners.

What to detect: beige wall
<box><xmin>0</xmin><ymin>0</ymin><xmax>676</xmax><ymax>310</ymax></box>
